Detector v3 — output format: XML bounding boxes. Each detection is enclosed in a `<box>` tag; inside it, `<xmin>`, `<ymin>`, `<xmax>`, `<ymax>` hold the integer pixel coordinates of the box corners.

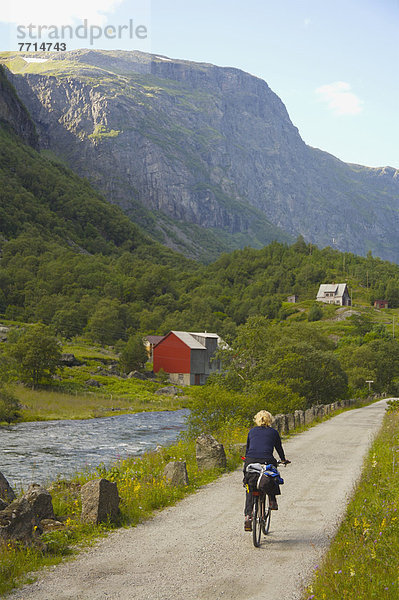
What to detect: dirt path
<box><xmin>8</xmin><ymin>400</ymin><xmax>388</xmax><ymax>600</ymax></box>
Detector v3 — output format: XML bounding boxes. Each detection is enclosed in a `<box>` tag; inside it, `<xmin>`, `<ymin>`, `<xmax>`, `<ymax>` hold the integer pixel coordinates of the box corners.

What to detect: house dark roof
<box><xmin>145</xmin><ymin>335</ymin><xmax>165</xmax><ymax>345</ymax></box>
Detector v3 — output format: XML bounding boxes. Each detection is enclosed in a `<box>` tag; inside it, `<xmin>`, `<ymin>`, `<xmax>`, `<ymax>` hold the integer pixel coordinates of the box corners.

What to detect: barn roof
<box><xmin>171</xmin><ymin>331</ymin><xmax>208</xmax><ymax>349</ymax></box>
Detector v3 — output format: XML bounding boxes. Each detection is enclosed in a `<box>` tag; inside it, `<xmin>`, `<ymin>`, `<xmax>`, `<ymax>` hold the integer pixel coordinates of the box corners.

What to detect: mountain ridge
<box><xmin>1</xmin><ymin>49</ymin><xmax>398</xmax><ymax>262</ymax></box>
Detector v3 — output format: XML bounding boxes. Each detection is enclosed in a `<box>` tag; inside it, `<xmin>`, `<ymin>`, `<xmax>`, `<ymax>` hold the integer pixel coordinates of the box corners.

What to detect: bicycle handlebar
<box><xmin>241</xmin><ymin>457</ymin><xmax>291</xmax><ymax>465</ymax></box>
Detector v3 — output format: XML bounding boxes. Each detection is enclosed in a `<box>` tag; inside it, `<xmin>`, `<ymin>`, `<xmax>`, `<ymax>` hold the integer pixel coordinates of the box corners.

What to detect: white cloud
<box><xmin>304</xmin><ymin>17</ymin><xmax>312</xmax><ymax>27</ymax></box>
<box><xmin>3</xmin><ymin>0</ymin><xmax>124</xmax><ymax>26</ymax></box>
<box><xmin>315</xmin><ymin>81</ymin><xmax>364</xmax><ymax>116</ymax></box>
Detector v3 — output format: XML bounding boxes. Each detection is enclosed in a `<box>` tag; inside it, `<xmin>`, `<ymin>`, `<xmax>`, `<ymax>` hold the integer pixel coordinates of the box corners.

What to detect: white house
<box><xmin>316</xmin><ymin>283</ymin><xmax>351</xmax><ymax>306</ymax></box>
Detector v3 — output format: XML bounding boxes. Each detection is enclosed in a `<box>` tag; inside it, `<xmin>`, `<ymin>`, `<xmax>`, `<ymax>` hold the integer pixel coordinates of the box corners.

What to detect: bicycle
<box><xmin>250</xmin><ymin>460</ymin><xmax>290</xmax><ymax>548</ymax></box>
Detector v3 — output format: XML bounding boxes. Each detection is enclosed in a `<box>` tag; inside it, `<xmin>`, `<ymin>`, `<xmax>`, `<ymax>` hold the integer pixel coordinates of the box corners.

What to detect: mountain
<box><xmin>0</xmin><ymin>63</ymin><xmax>189</xmax><ymax>268</ymax></box>
<box><xmin>0</xmin><ymin>63</ymin><xmax>195</xmax><ymax>336</ymax></box>
<box><xmin>1</xmin><ymin>50</ymin><xmax>399</xmax><ymax>262</ymax></box>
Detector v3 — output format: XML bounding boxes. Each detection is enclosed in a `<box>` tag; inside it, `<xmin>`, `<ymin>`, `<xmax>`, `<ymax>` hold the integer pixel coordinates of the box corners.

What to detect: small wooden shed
<box><xmin>374</xmin><ymin>300</ymin><xmax>389</xmax><ymax>309</ymax></box>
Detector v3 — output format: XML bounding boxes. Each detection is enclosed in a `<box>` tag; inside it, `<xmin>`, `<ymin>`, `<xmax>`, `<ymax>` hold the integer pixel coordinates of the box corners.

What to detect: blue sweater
<box><xmin>245</xmin><ymin>426</ymin><xmax>285</xmax><ymax>462</ymax></box>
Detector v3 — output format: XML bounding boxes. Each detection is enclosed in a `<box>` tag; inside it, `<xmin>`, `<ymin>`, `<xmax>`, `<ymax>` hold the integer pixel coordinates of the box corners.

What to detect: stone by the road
<box><xmin>0</xmin><ymin>471</ymin><xmax>16</xmax><ymax>503</ymax></box>
<box><xmin>23</xmin><ymin>483</ymin><xmax>55</xmax><ymax>521</ymax></box>
<box><xmin>81</xmin><ymin>479</ymin><xmax>120</xmax><ymax>525</ymax></box>
<box><xmin>163</xmin><ymin>461</ymin><xmax>189</xmax><ymax>486</ymax></box>
<box><xmin>196</xmin><ymin>434</ymin><xmax>227</xmax><ymax>471</ymax></box>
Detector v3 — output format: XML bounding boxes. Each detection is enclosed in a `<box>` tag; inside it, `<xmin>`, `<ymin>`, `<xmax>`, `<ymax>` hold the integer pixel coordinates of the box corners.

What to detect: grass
<box><xmin>304</xmin><ymin>406</ymin><xmax>399</xmax><ymax>600</ymax></box>
<box><xmin>6</xmin><ymin>338</ymin><xmax>189</xmax><ymax>421</ymax></box>
<box><xmin>88</xmin><ymin>125</ymin><xmax>121</xmax><ymax>140</ymax></box>
<box><xmin>13</xmin><ymin>385</ymin><xmax>186</xmax><ymax>421</ymax></box>
<box><xmin>0</xmin><ymin>426</ymin><xmax>246</xmax><ymax>596</ymax></box>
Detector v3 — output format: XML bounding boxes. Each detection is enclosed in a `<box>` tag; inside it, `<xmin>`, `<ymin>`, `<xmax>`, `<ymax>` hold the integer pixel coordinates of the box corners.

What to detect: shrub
<box><xmin>308</xmin><ymin>303</ymin><xmax>323</xmax><ymax>322</ymax></box>
<box><xmin>0</xmin><ymin>386</ymin><xmax>21</xmax><ymax>423</ymax></box>
<box><xmin>187</xmin><ymin>382</ymin><xmax>305</xmax><ymax>436</ymax></box>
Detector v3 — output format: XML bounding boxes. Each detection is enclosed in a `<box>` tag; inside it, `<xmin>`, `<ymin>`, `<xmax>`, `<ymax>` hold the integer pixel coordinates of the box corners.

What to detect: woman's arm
<box><xmin>274</xmin><ymin>430</ymin><xmax>286</xmax><ymax>462</ymax></box>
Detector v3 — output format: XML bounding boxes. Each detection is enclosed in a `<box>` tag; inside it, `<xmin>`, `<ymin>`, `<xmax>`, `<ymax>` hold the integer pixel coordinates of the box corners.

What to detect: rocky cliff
<box><xmin>2</xmin><ymin>50</ymin><xmax>399</xmax><ymax>262</ymax></box>
<box><xmin>0</xmin><ymin>64</ymin><xmax>38</xmax><ymax>148</ymax></box>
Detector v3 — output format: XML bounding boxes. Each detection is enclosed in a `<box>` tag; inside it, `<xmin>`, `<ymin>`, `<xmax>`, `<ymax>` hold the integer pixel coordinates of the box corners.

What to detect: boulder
<box><xmin>86</xmin><ymin>379</ymin><xmax>102</xmax><ymax>388</ymax></box>
<box><xmin>23</xmin><ymin>484</ymin><xmax>54</xmax><ymax>520</ymax></box>
<box><xmin>127</xmin><ymin>370</ymin><xmax>147</xmax><ymax>380</ymax></box>
<box><xmin>294</xmin><ymin>410</ymin><xmax>305</xmax><ymax>428</ymax></box>
<box><xmin>286</xmin><ymin>413</ymin><xmax>295</xmax><ymax>431</ymax></box>
<box><xmin>0</xmin><ymin>325</ymin><xmax>9</xmax><ymax>341</ymax></box>
<box><xmin>144</xmin><ymin>371</ymin><xmax>156</xmax><ymax>379</ymax></box>
<box><xmin>0</xmin><ymin>497</ymin><xmax>39</xmax><ymax>543</ymax></box>
<box><xmin>155</xmin><ymin>386</ymin><xmax>183</xmax><ymax>396</ymax></box>
<box><xmin>60</xmin><ymin>353</ymin><xmax>80</xmax><ymax>367</ymax></box>
<box><xmin>273</xmin><ymin>414</ymin><xmax>287</xmax><ymax>434</ymax></box>
<box><xmin>81</xmin><ymin>478</ymin><xmax>120</xmax><ymax>524</ymax></box>
<box><xmin>40</xmin><ymin>518</ymin><xmax>65</xmax><ymax>533</ymax></box>
<box><xmin>304</xmin><ymin>407</ymin><xmax>315</xmax><ymax>426</ymax></box>
<box><xmin>0</xmin><ymin>471</ymin><xmax>16</xmax><ymax>503</ymax></box>
<box><xmin>163</xmin><ymin>461</ymin><xmax>189</xmax><ymax>486</ymax></box>
<box><xmin>196</xmin><ymin>434</ymin><xmax>226</xmax><ymax>471</ymax></box>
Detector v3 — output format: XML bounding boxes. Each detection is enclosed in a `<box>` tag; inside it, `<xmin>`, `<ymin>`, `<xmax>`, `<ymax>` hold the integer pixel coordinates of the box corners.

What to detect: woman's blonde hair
<box><xmin>254</xmin><ymin>410</ymin><xmax>273</xmax><ymax>427</ymax></box>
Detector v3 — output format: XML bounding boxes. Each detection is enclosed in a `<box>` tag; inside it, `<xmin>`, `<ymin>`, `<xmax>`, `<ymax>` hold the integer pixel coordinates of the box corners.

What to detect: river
<box><xmin>0</xmin><ymin>410</ymin><xmax>189</xmax><ymax>490</ymax></box>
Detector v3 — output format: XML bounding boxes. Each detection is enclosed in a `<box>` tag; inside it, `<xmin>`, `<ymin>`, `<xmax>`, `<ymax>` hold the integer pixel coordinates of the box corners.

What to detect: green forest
<box><xmin>2</xmin><ymin>119</ymin><xmax>399</xmax><ymax>424</ymax></box>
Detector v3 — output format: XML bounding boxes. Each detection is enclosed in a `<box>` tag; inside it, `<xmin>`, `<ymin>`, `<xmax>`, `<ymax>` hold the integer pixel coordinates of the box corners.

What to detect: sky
<box><xmin>1</xmin><ymin>0</ymin><xmax>398</xmax><ymax>168</ymax></box>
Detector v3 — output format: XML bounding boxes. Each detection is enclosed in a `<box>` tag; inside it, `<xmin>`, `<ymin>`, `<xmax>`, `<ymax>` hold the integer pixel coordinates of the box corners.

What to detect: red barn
<box><xmin>153</xmin><ymin>331</ymin><xmax>222</xmax><ymax>386</ymax></box>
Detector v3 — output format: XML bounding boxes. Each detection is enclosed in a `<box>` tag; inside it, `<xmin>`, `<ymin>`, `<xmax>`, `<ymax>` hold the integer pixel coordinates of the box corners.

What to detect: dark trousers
<box><xmin>243</xmin><ymin>456</ymin><xmax>278</xmax><ymax>516</ymax></box>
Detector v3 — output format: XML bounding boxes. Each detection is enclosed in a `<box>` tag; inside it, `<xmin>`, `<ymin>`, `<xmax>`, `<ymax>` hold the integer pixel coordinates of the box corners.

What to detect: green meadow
<box><xmin>305</xmin><ymin>403</ymin><xmax>399</xmax><ymax>600</ymax></box>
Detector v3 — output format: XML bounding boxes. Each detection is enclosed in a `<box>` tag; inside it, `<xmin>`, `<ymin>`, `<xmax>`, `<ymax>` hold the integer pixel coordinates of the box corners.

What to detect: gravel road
<box><xmin>8</xmin><ymin>400</ymin><xmax>388</xmax><ymax>600</ymax></box>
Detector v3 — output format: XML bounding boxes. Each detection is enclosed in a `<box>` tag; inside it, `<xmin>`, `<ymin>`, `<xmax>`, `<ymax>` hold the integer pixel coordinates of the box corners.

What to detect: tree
<box><xmin>267</xmin><ymin>345</ymin><xmax>348</xmax><ymax>407</ymax></box>
<box><xmin>338</xmin><ymin>338</ymin><xmax>399</xmax><ymax>395</ymax></box>
<box><xmin>6</xmin><ymin>323</ymin><xmax>62</xmax><ymax>388</ymax></box>
<box><xmin>118</xmin><ymin>334</ymin><xmax>148</xmax><ymax>374</ymax></box>
<box><xmin>85</xmin><ymin>299</ymin><xmax>125</xmax><ymax>345</ymax></box>
<box><xmin>216</xmin><ymin>317</ymin><xmax>347</xmax><ymax>406</ymax></box>
<box><xmin>52</xmin><ymin>306</ymin><xmax>86</xmax><ymax>338</ymax></box>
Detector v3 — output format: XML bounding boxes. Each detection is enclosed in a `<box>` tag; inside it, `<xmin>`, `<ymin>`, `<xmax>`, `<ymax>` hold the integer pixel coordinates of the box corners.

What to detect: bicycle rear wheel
<box><xmin>252</xmin><ymin>495</ymin><xmax>262</xmax><ymax>547</ymax></box>
<box><xmin>262</xmin><ymin>500</ymin><xmax>271</xmax><ymax>535</ymax></box>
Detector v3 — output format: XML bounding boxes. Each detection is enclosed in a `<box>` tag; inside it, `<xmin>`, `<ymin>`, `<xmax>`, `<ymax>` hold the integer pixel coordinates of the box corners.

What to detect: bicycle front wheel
<box><xmin>252</xmin><ymin>496</ymin><xmax>262</xmax><ymax>547</ymax></box>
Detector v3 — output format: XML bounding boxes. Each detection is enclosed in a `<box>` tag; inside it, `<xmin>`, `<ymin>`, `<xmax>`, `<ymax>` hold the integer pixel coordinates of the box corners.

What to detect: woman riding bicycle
<box><xmin>244</xmin><ymin>410</ymin><xmax>290</xmax><ymax>531</ymax></box>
